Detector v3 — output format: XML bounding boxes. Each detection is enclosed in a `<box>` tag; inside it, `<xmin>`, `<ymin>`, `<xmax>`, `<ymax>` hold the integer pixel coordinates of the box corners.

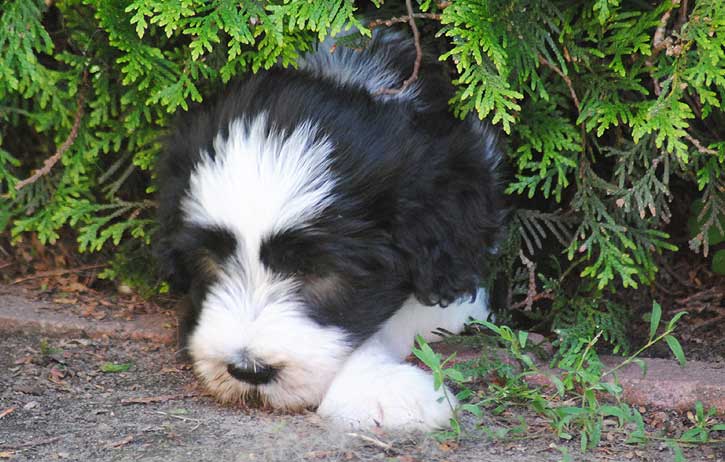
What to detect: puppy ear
<box><xmin>393</xmin><ymin>122</ymin><xmax>508</xmax><ymax>307</ymax></box>
<box><xmin>153</xmin><ymin>180</ymin><xmax>192</xmax><ymax>293</ymax></box>
<box><xmin>153</xmin><ymin>236</ymin><xmax>191</xmax><ymax>293</ymax></box>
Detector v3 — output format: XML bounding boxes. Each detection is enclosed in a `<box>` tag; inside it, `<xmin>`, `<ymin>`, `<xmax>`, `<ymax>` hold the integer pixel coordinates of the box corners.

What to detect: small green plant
<box><xmin>38</xmin><ymin>338</ymin><xmax>61</xmax><ymax>357</ymax></box>
<box><xmin>100</xmin><ymin>362</ymin><xmax>133</xmax><ymax>373</ymax></box>
<box><xmin>414</xmin><ymin>301</ymin><xmax>723</xmax><ymax>459</ymax></box>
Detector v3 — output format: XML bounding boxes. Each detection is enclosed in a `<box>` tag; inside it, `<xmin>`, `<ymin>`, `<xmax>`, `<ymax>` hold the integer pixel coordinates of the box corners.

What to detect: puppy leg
<box><xmin>317</xmin><ymin>290</ymin><xmax>487</xmax><ymax>430</ymax></box>
<box><xmin>377</xmin><ymin>288</ymin><xmax>490</xmax><ymax>360</ymax></box>
<box><xmin>316</xmin><ymin>336</ymin><xmax>454</xmax><ymax>430</ymax></box>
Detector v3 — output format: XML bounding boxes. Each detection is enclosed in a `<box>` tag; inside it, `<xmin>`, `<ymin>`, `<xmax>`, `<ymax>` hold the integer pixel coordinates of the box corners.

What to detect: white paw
<box><xmin>317</xmin><ymin>344</ymin><xmax>455</xmax><ymax>431</ymax></box>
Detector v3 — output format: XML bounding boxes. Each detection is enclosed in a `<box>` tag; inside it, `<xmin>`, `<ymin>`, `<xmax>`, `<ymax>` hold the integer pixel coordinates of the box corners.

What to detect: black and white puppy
<box><xmin>155</xmin><ymin>29</ymin><xmax>507</xmax><ymax>430</ymax></box>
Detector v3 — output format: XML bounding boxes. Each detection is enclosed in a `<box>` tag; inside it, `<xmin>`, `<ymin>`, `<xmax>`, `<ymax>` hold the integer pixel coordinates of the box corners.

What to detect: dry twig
<box><xmin>153</xmin><ymin>411</ymin><xmax>203</xmax><ymax>431</ymax></box>
<box><xmin>373</xmin><ymin>0</ymin><xmax>423</xmax><ymax>96</ymax></box>
<box><xmin>368</xmin><ymin>12</ymin><xmax>441</xmax><ymax>29</ymax></box>
<box><xmin>0</xmin><ymin>437</ymin><xmax>60</xmax><ymax>450</ymax></box>
<box><xmin>683</xmin><ymin>132</ymin><xmax>719</xmax><ymax>155</ymax></box>
<box><xmin>510</xmin><ymin>251</ymin><xmax>553</xmax><ymax>311</ymax></box>
<box><xmin>121</xmin><ymin>392</ymin><xmax>198</xmax><ymax>406</ymax></box>
<box><xmin>15</xmin><ymin>71</ymin><xmax>88</xmax><ymax>191</ymax></box>
<box><xmin>538</xmin><ymin>55</ymin><xmax>580</xmax><ymax>112</ymax></box>
<box><xmin>345</xmin><ymin>432</ymin><xmax>393</xmax><ymax>451</ymax></box>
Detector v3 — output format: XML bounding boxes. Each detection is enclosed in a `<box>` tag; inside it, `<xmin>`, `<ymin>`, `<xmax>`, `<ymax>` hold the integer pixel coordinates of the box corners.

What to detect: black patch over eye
<box><xmin>260</xmin><ymin>231</ymin><xmax>317</xmax><ymax>275</ymax></box>
<box><xmin>178</xmin><ymin>225</ymin><xmax>238</xmax><ymax>261</ymax></box>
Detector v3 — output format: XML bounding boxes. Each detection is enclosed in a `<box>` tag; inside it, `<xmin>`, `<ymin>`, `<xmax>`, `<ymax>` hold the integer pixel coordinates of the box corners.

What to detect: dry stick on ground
<box><xmin>11</xmin><ymin>263</ymin><xmax>107</xmax><ymax>284</ymax></box>
<box><xmin>0</xmin><ymin>407</ymin><xmax>16</xmax><ymax>419</ymax></box>
<box><xmin>345</xmin><ymin>433</ymin><xmax>393</xmax><ymax>451</ymax></box>
<box><xmin>15</xmin><ymin>71</ymin><xmax>87</xmax><ymax>191</ymax></box>
<box><xmin>373</xmin><ymin>0</ymin><xmax>423</xmax><ymax>96</ymax></box>
<box><xmin>0</xmin><ymin>437</ymin><xmax>61</xmax><ymax>450</ymax></box>
<box><xmin>121</xmin><ymin>392</ymin><xmax>199</xmax><ymax>406</ymax></box>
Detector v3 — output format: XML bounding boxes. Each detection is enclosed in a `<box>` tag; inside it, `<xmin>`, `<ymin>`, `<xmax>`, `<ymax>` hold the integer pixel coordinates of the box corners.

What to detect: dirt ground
<box><xmin>0</xmin><ymin>330</ymin><xmax>722</xmax><ymax>462</ymax></box>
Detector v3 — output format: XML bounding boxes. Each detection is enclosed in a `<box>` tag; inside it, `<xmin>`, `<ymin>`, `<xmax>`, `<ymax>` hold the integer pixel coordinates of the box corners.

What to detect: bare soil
<box><xmin>1</xmin><ymin>330</ymin><xmax>723</xmax><ymax>462</ymax></box>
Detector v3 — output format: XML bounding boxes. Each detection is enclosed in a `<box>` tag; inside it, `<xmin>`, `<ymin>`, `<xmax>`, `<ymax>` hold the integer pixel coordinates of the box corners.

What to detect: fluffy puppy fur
<box><xmin>155</xmin><ymin>28</ymin><xmax>507</xmax><ymax>430</ymax></box>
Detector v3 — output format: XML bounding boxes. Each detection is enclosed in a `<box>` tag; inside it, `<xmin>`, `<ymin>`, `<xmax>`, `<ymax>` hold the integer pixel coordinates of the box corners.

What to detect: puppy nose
<box><xmin>226</xmin><ymin>352</ymin><xmax>277</xmax><ymax>385</ymax></box>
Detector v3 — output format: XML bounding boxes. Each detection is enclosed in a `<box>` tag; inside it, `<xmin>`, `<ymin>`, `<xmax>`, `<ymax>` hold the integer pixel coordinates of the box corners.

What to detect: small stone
<box><xmin>23</xmin><ymin>401</ymin><xmax>38</xmax><ymax>410</ymax></box>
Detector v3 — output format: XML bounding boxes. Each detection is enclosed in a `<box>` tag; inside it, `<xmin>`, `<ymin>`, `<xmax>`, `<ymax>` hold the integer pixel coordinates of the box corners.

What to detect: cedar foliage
<box><xmin>1</xmin><ymin>1</ymin><xmax>724</xmax><ymax>341</ymax></box>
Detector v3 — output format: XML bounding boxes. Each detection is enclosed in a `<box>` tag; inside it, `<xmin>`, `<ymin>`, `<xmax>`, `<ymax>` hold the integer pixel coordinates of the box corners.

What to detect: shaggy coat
<box><xmin>155</xmin><ymin>29</ymin><xmax>507</xmax><ymax>430</ymax></box>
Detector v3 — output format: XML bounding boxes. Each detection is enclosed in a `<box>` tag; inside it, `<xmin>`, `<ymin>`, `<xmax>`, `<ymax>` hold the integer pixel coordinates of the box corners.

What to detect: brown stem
<box><xmin>15</xmin><ymin>71</ymin><xmax>88</xmax><ymax>191</ymax></box>
<box><xmin>368</xmin><ymin>13</ymin><xmax>441</xmax><ymax>29</ymax></box>
<box><xmin>373</xmin><ymin>0</ymin><xmax>423</xmax><ymax>96</ymax></box>
<box><xmin>538</xmin><ymin>55</ymin><xmax>580</xmax><ymax>113</ymax></box>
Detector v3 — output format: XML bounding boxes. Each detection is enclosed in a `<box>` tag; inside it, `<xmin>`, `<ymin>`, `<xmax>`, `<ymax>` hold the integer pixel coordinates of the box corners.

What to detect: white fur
<box><xmin>317</xmin><ymin>337</ymin><xmax>453</xmax><ymax>430</ymax></box>
<box><xmin>317</xmin><ymin>291</ymin><xmax>488</xmax><ymax>430</ymax></box>
<box><xmin>183</xmin><ymin>114</ymin><xmax>351</xmax><ymax>409</ymax></box>
<box><xmin>182</xmin><ymin>113</ymin><xmax>336</xmax><ymax>241</ymax></box>
<box><xmin>180</xmin><ymin>112</ymin><xmax>489</xmax><ymax>428</ymax></box>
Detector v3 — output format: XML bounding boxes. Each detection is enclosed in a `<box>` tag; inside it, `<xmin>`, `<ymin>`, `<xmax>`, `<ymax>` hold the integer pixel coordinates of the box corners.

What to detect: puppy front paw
<box><xmin>317</xmin><ymin>359</ymin><xmax>455</xmax><ymax>431</ymax></box>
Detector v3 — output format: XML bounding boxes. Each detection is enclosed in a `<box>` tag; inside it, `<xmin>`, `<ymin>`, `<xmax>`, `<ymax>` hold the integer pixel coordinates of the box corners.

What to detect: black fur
<box><xmin>155</xmin><ymin>29</ymin><xmax>508</xmax><ymax>345</ymax></box>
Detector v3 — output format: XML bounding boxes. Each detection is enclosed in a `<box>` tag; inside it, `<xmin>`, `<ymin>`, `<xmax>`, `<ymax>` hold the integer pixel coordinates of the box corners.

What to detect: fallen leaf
<box><xmin>49</xmin><ymin>366</ymin><xmax>66</xmax><ymax>381</ymax></box>
<box><xmin>13</xmin><ymin>356</ymin><xmax>33</xmax><ymax>365</ymax></box>
<box><xmin>0</xmin><ymin>450</ymin><xmax>15</xmax><ymax>458</ymax></box>
<box><xmin>438</xmin><ymin>441</ymin><xmax>458</xmax><ymax>451</ymax></box>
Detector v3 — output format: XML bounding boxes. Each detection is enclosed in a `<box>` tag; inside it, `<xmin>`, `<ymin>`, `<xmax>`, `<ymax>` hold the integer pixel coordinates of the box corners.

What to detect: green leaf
<box><xmin>712</xmin><ymin>249</ymin><xmax>725</xmax><ymax>275</ymax></box>
<box><xmin>633</xmin><ymin>358</ymin><xmax>648</xmax><ymax>377</ymax></box>
<box><xmin>460</xmin><ymin>403</ymin><xmax>483</xmax><ymax>417</ymax></box>
<box><xmin>518</xmin><ymin>331</ymin><xmax>529</xmax><ymax>349</ymax></box>
<box><xmin>445</xmin><ymin>367</ymin><xmax>465</xmax><ymax>383</ymax></box>
<box><xmin>599</xmin><ymin>405</ymin><xmax>626</xmax><ymax>425</ymax></box>
<box><xmin>667</xmin><ymin>312</ymin><xmax>688</xmax><ymax>331</ymax></box>
<box><xmin>649</xmin><ymin>301</ymin><xmax>662</xmax><ymax>340</ymax></box>
<box><xmin>664</xmin><ymin>335</ymin><xmax>686</xmax><ymax>367</ymax></box>
<box><xmin>668</xmin><ymin>440</ymin><xmax>685</xmax><ymax>462</ymax></box>
<box><xmin>100</xmin><ymin>362</ymin><xmax>132</xmax><ymax>373</ymax></box>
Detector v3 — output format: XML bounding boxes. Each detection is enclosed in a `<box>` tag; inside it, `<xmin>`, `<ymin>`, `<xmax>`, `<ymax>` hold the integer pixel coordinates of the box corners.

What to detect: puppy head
<box><xmin>157</xmin><ymin>108</ymin><xmax>505</xmax><ymax>411</ymax></box>
<box><xmin>162</xmin><ymin>115</ymin><xmax>410</xmax><ymax>409</ymax></box>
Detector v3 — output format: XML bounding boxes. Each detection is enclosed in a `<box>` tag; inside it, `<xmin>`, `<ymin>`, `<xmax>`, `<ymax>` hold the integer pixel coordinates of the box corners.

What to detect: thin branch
<box><xmin>677</xmin><ymin>0</ymin><xmax>689</xmax><ymax>30</ymax></box>
<box><xmin>512</xmin><ymin>251</ymin><xmax>539</xmax><ymax>312</ymax></box>
<box><xmin>652</xmin><ymin>10</ymin><xmax>673</xmax><ymax>57</ymax></box>
<box><xmin>15</xmin><ymin>71</ymin><xmax>87</xmax><ymax>191</ymax></box>
<box><xmin>0</xmin><ymin>437</ymin><xmax>61</xmax><ymax>450</ymax></box>
<box><xmin>373</xmin><ymin>0</ymin><xmax>423</xmax><ymax>96</ymax></box>
<box><xmin>683</xmin><ymin>131</ymin><xmax>718</xmax><ymax>155</ymax></box>
<box><xmin>538</xmin><ymin>55</ymin><xmax>580</xmax><ymax>112</ymax></box>
<box><xmin>368</xmin><ymin>12</ymin><xmax>441</xmax><ymax>29</ymax></box>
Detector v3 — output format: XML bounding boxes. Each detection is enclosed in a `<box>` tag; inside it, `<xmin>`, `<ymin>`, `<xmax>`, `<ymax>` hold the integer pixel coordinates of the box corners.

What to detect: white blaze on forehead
<box><xmin>181</xmin><ymin>113</ymin><xmax>350</xmax><ymax>410</ymax></box>
<box><xmin>181</xmin><ymin>113</ymin><xmax>336</xmax><ymax>249</ymax></box>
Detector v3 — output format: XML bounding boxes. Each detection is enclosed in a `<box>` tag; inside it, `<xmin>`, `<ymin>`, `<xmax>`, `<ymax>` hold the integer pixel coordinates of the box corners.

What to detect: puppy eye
<box><xmin>178</xmin><ymin>225</ymin><xmax>237</xmax><ymax>261</ymax></box>
<box><xmin>260</xmin><ymin>232</ymin><xmax>317</xmax><ymax>276</ymax></box>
